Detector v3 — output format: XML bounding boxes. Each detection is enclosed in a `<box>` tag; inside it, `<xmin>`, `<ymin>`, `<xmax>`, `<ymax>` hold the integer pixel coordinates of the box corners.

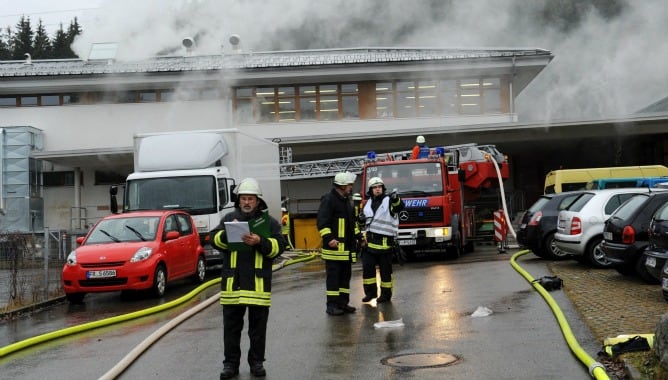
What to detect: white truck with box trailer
<box><xmin>111</xmin><ymin>129</ymin><xmax>281</xmax><ymax>266</ymax></box>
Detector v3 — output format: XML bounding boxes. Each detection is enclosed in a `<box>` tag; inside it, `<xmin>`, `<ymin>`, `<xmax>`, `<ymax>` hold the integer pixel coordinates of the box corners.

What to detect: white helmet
<box><xmin>367</xmin><ymin>177</ymin><xmax>384</xmax><ymax>189</ymax></box>
<box><xmin>235</xmin><ymin>178</ymin><xmax>262</xmax><ymax>196</ymax></box>
<box><xmin>416</xmin><ymin>135</ymin><xmax>425</xmax><ymax>144</ymax></box>
<box><xmin>333</xmin><ymin>171</ymin><xmax>356</xmax><ymax>186</ymax></box>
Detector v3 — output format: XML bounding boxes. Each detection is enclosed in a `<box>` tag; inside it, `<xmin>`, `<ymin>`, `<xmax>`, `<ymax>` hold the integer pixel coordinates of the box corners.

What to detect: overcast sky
<box><xmin>1</xmin><ymin>0</ymin><xmax>667</xmax><ymax>123</ymax></box>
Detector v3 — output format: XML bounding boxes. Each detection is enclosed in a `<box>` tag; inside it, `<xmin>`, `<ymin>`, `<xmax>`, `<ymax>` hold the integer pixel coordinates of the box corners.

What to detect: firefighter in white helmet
<box><xmin>317</xmin><ymin>171</ymin><xmax>363</xmax><ymax>316</ymax></box>
<box><xmin>361</xmin><ymin>176</ymin><xmax>404</xmax><ymax>303</ymax></box>
<box><xmin>210</xmin><ymin>178</ymin><xmax>286</xmax><ymax>378</ymax></box>
<box><xmin>410</xmin><ymin>135</ymin><xmax>430</xmax><ymax>159</ymax></box>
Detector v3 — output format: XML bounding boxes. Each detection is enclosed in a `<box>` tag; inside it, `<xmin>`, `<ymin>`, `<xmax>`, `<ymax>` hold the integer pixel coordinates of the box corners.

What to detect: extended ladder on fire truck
<box><xmin>279</xmin><ymin>143</ymin><xmax>506</xmax><ymax>180</ymax></box>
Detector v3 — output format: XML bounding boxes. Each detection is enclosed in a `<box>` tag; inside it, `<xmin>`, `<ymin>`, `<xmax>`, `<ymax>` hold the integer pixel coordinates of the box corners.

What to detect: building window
<box><xmin>0</xmin><ymin>97</ymin><xmax>17</xmax><ymax>107</ymax></box>
<box><xmin>63</xmin><ymin>94</ymin><xmax>80</xmax><ymax>104</ymax></box>
<box><xmin>459</xmin><ymin>79</ymin><xmax>482</xmax><ymax>115</ymax></box>
<box><xmin>139</xmin><ymin>91</ymin><xmax>157</xmax><ymax>102</ymax></box>
<box><xmin>41</xmin><ymin>95</ymin><xmax>60</xmax><ymax>106</ymax></box>
<box><xmin>341</xmin><ymin>84</ymin><xmax>359</xmax><ymax>119</ymax></box>
<box><xmin>20</xmin><ymin>96</ymin><xmax>38</xmax><ymax>106</ymax></box>
<box><xmin>43</xmin><ymin>171</ymin><xmax>82</xmax><ymax>187</ymax></box>
<box><xmin>94</xmin><ymin>170</ymin><xmax>127</xmax><ymax>185</ymax></box>
<box><xmin>482</xmin><ymin>78</ymin><xmax>501</xmax><ymax>114</ymax></box>
<box><xmin>234</xmin><ymin>87</ymin><xmax>253</xmax><ymax>123</ymax></box>
<box><xmin>376</xmin><ymin>82</ymin><xmax>393</xmax><ymax>118</ymax></box>
<box><xmin>396</xmin><ymin>81</ymin><xmax>414</xmax><ymax>118</ymax></box>
<box><xmin>318</xmin><ymin>84</ymin><xmax>339</xmax><ymax>121</ymax></box>
<box><xmin>277</xmin><ymin>86</ymin><xmax>296</xmax><ymax>122</ymax></box>
<box><xmin>257</xmin><ymin>87</ymin><xmax>276</xmax><ymax>122</ymax></box>
<box><xmin>299</xmin><ymin>86</ymin><xmax>316</xmax><ymax>121</ymax></box>
<box><xmin>439</xmin><ymin>79</ymin><xmax>457</xmax><ymax>115</ymax></box>
<box><xmin>416</xmin><ymin>81</ymin><xmax>437</xmax><ymax>117</ymax></box>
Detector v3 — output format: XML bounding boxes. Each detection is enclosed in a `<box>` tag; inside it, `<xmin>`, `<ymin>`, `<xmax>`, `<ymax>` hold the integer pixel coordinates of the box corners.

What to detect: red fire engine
<box><xmin>360</xmin><ymin>143</ymin><xmax>509</xmax><ymax>258</ymax></box>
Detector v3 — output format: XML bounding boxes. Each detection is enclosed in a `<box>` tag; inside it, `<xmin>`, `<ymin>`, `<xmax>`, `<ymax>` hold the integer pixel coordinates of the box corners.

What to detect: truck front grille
<box><xmin>401</xmin><ymin>207</ymin><xmax>443</xmax><ymax>224</ymax></box>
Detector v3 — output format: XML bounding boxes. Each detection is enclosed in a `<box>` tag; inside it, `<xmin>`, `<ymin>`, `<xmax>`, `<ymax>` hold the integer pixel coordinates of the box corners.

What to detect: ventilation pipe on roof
<box><xmin>229</xmin><ymin>34</ymin><xmax>241</xmax><ymax>53</ymax></box>
<box><xmin>23</xmin><ymin>53</ymin><xmax>32</xmax><ymax>65</ymax></box>
<box><xmin>182</xmin><ymin>37</ymin><xmax>195</xmax><ymax>56</ymax></box>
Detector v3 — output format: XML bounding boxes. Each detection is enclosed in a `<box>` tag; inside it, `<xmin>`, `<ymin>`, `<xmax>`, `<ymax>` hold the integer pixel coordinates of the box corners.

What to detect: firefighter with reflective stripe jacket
<box><xmin>210</xmin><ymin>178</ymin><xmax>286</xmax><ymax>379</ymax></box>
<box><xmin>317</xmin><ymin>171</ymin><xmax>363</xmax><ymax>316</ymax></box>
<box><xmin>361</xmin><ymin>176</ymin><xmax>404</xmax><ymax>303</ymax></box>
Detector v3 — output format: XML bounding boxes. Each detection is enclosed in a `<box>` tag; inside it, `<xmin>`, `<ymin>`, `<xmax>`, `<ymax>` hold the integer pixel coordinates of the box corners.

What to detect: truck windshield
<box><xmin>125</xmin><ymin>175</ymin><xmax>217</xmax><ymax>215</ymax></box>
<box><xmin>365</xmin><ymin>162</ymin><xmax>444</xmax><ymax>195</ymax></box>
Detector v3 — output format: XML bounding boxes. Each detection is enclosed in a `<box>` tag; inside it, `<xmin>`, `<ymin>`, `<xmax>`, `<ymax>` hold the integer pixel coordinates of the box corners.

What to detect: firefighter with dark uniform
<box><xmin>361</xmin><ymin>176</ymin><xmax>404</xmax><ymax>303</ymax></box>
<box><xmin>317</xmin><ymin>171</ymin><xmax>363</xmax><ymax>316</ymax></box>
<box><xmin>210</xmin><ymin>178</ymin><xmax>286</xmax><ymax>379</ymax></box>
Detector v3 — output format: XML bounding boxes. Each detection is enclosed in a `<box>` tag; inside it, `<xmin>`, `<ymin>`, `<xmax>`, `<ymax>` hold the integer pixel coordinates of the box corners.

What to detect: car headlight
<box><xmin>130</xmin><ymin>246</ymin><xmax>153</xmax><ymax>262</ymax></box>
<box><xmin>66</xmin><ymin>251</ymin><xmax>77</xmax><ymax>266</ymax></box>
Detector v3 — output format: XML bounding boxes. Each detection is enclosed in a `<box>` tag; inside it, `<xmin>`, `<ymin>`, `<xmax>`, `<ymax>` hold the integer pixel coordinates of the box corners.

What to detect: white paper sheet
<box><xmin>224</xmin><ymin>221</ymin><xmax>250</xmax><ymax>243</ymax></box>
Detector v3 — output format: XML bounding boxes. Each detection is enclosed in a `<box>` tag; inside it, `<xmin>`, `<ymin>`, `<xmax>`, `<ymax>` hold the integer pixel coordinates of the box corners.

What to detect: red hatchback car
<box><xmin>62</xmin><ymin>210</ymin><xmax>206</xmax><ymax>303</ymax></box>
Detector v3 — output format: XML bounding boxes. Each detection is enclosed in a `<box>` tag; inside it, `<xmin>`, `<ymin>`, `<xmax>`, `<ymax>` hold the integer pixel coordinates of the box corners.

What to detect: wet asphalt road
<box><xmin>0</xmin><ymin>247</ymin><xmax>602</xmax><ymax>380</ymax></box>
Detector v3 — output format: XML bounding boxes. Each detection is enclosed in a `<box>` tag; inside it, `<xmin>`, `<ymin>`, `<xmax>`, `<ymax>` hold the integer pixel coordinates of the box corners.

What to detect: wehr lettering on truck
<box><xmin>361</xmin><ymin>143</ymin><xmax>509</xmax><ymax>259</ymax></box>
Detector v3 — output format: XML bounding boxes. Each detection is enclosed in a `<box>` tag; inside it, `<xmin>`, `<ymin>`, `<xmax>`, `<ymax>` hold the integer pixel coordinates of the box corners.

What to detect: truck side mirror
<box><xmin>110</xmin><ymin>185</ymin><xmax>118</xmax><ymax>214</ymax></box>
<box><xmin>230</xmin><ymin>184</ymin><xmax>238</xmax><ymax>203</ymax></box>
<box><xmin>458</xmin><ymin>169</ymin><xmax>466</xmax><ymax>183</ymax></box>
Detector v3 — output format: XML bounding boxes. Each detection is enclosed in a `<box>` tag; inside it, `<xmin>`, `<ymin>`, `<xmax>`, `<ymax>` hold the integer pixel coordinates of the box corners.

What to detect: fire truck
<box><xmin>360</xmin><ymin>143</ymin><xmax>509</xmax><ymax>257</ymax></box>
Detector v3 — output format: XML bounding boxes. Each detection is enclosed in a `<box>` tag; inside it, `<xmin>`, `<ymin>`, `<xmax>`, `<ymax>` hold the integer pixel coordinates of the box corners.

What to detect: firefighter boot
<box><xmin>326</xmin><ymin>303</ymin><xmax>344</xmax><ymax>316</ymax></box>
<box><xmin>220</xmin><ymin>364</ymin><xmax>239</xmax><ymax>379</ymax></box>
<box><xmin>250</xmin><ymin>362</ymin><xmax>266</xmax><ymax>377</ymax></box>
<box><xmin>362</xmin><ymin>284</ymin><xmax>377</xmax><ymax>302</ymax></box>
<box><xmin>376</xmin><ymin>289</ymin><xmax>392</xmax><ymax>303</ymax></box>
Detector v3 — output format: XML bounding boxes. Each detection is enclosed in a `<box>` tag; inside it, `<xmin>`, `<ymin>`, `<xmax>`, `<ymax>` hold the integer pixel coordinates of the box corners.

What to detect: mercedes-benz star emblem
<box><xmin>399</xmin><ymin>211</ymin><xmax>409</xmax><ymax>221</ymax></box>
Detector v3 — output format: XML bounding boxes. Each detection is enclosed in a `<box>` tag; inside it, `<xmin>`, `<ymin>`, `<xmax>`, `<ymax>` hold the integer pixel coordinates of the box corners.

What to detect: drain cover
<box><xmin>382</xmin><ymin>353</ymin><xmax>461</xmax><ymax>369</ymax></box>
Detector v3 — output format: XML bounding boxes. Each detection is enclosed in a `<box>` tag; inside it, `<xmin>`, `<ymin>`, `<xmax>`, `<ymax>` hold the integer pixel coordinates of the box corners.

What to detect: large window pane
<box><xmin>235</xmin><ymin>99</ymin><xmax>253</xmax><ymax>123</ymax></box>
<box><xmin>20</xmin><ymin>96</ymin><xmax>38</xmax><ymax>106</ymax></box>
<box><xmin>417</xmin><ymin>81</ymin><xmax>437</xmax><ymax>117</ymax></box>
<box><xmin>482</xmin><ymin>78</ymin><xmax>501</xmax><ymax>114</ymax></box>
<box><xmin>319</xmin><ymin>94</ymin><xmax>339</xmax><ymax>121</ymax></box>
<box><xmin>396</xmin><ymin>81</ymin><xmax>416</xmax><ymax>118</ymax></box>
<box><xmin>299</xmin><ymin>87</ymin><xmax>316</xmax><ymax>121</ymax></box>
<box><xmin>278</xmin><ymin>98</ymin><xmax>296</xmax><ymax>122</ymax></box>
<box><xmin>41</xmin><ymin>95</ymin><xmax>60</xmax><ymax>106</ymax></box>
<box><xmin>439</xmin><ymin>80</ymin><xmax>457</xmax><ymax>115</ymax></box>
<box><xmin>376</xmin><ymin>82</ymin><xmax>393</xmax><ymax>118</ymax></box>
<box><xmin>257</xmin><ymin>87</ymin><xmax>276</xmax><ymax>122</ymax></box>
<box><xmin>459</xmin><ymin>79</ymin><xmax>481</xmax><ymax>115</ymax></box>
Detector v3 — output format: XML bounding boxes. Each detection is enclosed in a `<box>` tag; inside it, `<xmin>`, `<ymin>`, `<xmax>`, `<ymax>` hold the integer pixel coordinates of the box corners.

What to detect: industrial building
<box><xmin>0</xmin><ymin>41</ymin><xmax>666</xmax><ymax>238</ymax></box>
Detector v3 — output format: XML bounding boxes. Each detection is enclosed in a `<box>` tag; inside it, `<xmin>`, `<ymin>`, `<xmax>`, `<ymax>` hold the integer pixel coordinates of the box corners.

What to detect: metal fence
<box><xmin>0</xmin><ymin>228</ymin><xmax>86</xmax><ymax>312</ymax></box>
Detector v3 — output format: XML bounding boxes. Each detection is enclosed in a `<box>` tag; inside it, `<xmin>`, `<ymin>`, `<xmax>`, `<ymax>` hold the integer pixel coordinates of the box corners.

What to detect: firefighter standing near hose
<box><xmin>361</xmin><ymin>177</ymin><xmax>404</xmax><ymax>303</ymax></box>
<box><xmin>317</xmin><ymin>171</ymin><xmax>363</xmax><ymax>316</ymax></box>
<box><xmin>210</xmin><ymin>178</ymin><xmax>286</xmax><ymax>379</ymax></box>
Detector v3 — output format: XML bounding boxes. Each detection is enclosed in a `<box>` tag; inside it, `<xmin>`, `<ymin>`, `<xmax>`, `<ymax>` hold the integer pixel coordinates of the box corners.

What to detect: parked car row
<box><xmin>518</xmin><ymin>187</ymin><xmax>668</xmax><ymax>302</ymax></box>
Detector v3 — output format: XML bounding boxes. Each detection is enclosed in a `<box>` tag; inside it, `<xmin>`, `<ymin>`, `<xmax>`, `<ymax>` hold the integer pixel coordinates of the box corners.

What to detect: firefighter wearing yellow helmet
<box><xmin>361</xmin><ymin>176</ymin><xmax>404</xmax><ymax>303</ymax></box>
<box><xmin>210</xmin><ymin>178</ymin><xmax>287</xmax><ymax>378</ymax></box>
<box><xmin>317</xmin><ymin>171</ymin><xmax>363</xmax><ymax>316</ymax></box>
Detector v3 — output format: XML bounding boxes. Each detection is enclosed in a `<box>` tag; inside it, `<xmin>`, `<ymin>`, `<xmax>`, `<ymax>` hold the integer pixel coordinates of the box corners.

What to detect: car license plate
<box><xmin>87</xmin><ymin>270</ymin><xmax>117</xmax><ymax>279</ymax></box>
<box><xmin>398</xmin><ymin>239</ymin><xmax>416</xmax><ymax>246</ymax></box>
<box><xmin>603</xmin><ymin>232</ymin><xmax>612</xmax><ymax>240</ymax></box>
<box><xmin>646</xmin><ymin>257</ymin><xmax>656</xmax><ymax>268</ymax></box>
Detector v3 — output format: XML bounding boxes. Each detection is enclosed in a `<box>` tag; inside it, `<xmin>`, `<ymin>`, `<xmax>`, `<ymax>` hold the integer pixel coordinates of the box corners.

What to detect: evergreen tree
<box><xmin>10</xmin><ymin>16</ymin><xmax>33</xmax><ymax>60</ymax></box>
<box><xmin>51</xmin><ymin>24</ymin><xmax>70</xmax><ymax>59</ymax></box>
<box><xmin>64</xmin><ymin>17</ymin><xmax>82</xmax><ymax>58</ymax></box>
<box><xmin>0</xmin><ymin>27</ymin><xmax>11</xmax><ymax>60</ymax></box>
<box><xmin>32</xmin><ymin>19</ymin><xmax>52</xmax><ymax>59</ymax></box>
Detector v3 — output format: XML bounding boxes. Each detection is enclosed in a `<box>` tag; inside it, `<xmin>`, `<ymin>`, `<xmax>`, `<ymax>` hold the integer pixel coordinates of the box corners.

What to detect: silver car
<box><xmin>555</xmin><ymin>188</ymin><xmax>662</xmax><ymax>268</ymax></box>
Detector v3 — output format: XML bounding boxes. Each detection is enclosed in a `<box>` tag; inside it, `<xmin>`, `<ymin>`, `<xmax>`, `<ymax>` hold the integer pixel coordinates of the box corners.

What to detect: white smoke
<box><xmin>71</xmin><ymin>0</ymin><xmax>668</xmax><ymax>122</ymax></box>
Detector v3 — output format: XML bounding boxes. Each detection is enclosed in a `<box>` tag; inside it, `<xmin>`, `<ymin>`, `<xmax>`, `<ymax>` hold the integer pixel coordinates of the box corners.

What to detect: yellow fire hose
<box><xmin>510</xmin><ymin>250</ymin><xmax>609</xmax><ymax>380</ymax></box>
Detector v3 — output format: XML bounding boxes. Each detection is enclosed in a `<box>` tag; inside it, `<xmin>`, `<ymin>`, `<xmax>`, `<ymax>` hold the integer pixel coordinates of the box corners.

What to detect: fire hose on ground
<box><xmin>487</xmin><ymin>156</ymin><xmax>609</xmax><ymax>380</ymax></box>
